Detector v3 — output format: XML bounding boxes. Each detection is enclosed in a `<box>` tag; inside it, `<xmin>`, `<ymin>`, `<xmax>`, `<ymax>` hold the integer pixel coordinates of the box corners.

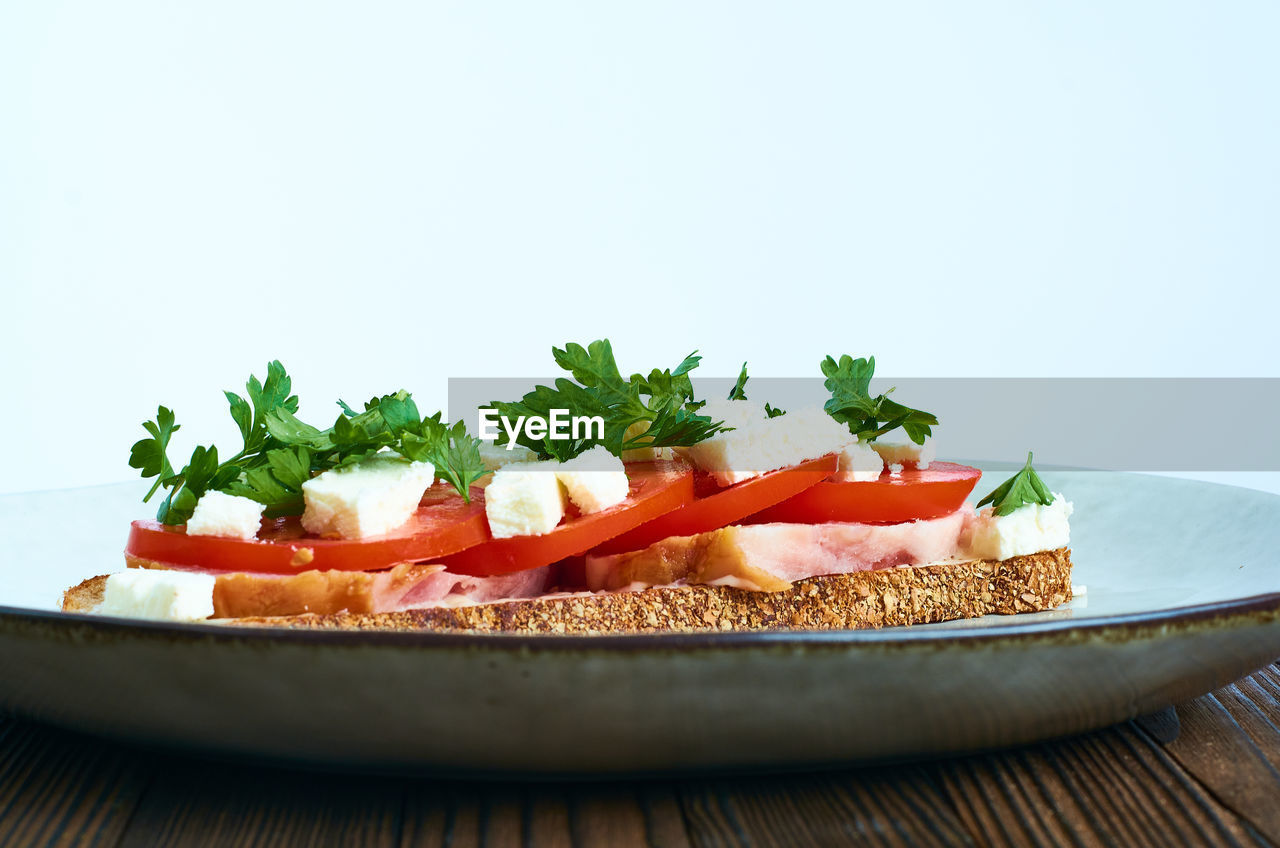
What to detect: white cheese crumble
<box><xmin>99</xmin><ymin>569</ymin><xmax>216</xmax><ymax>622</ymax></box>
<box><xmin>484</xmin><ymin>462</ymin><xmax>567</xmax><ymax>538</ymax></box>
<box><xmin>872</xmin><ymin>438</ymin><xmax>936</xmax><ymax>470</ymax></box>
<box><xmin>554</xmin><ymin>446</ymin><xmax>629</xmax><ymax>514</ymax></box>
<box><xmin>185</xmin><ymin>491</ymin><xmax>265</xmax><ymax>540</ymax></box>
<box><xmin>685</xmin><ymin>406</ymin><xmax>852</xmax><ymax>487</ymax></box>
<box><xmin>664</xmin><ymin>399</ymin><xmax>776</xmax><ymax>464</ymax></box>
<box><xmin>301</xmin><ymin>454</ymin><xmax>435</xmax><ymax>539</ymax></box>
<box><xmin>835</xmin><ymin>440</ymin><xmax>883</xmax><ymax>482</ymax></box>
<box><xmin>964</xmin><ymin>494</ymin><xmax>1073</xmax><ymax>561</ymax></box>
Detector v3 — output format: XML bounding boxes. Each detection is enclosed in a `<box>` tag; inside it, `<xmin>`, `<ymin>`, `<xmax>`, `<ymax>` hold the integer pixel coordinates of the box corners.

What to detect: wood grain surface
<box><xmin>0</xmin><ymin>664</ymin><xmax>1277</xmax><ymax>848</ymax></box>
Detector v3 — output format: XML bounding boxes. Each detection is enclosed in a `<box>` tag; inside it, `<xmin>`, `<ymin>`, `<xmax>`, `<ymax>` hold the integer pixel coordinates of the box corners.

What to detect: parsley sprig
<box><xmin>129</xmin><ymin>362</ymin><xmax>301</xmax><ymax>524</ymax></box>
<box><xmin>488</xmin><ymin>340</ymin><xmax>726</xmax><ymax>461</ymax></box>
<box><xmin>728</xmin><ymin>363</ymin><xmax>749</xmax><ymax>400</ymax></box>
<box><xmin>976</xmin><ymin>452</ymin><xmax>1056</xmax><ymax>516</ymax></box>
<box><xmin>129</xmin><ymin>362</ymin><xmax>486</xmax><ymax>525</ymax></box>
<box><xmin>726</xmin><ymin>362</ymin><xmax>785</xmax><ymax>416</ymax></box>
<box><xmin>821</xmin><ymin>355</ymin><xmax>937</xmax><ymax>444</ymax></box>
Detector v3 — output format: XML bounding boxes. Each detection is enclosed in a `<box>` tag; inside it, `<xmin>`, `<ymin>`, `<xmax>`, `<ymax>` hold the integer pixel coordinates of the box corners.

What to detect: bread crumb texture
<box><xmin>232</xmin><ymin>548</ymin><xmax>1073</xmax><ymax>634</ymax></box>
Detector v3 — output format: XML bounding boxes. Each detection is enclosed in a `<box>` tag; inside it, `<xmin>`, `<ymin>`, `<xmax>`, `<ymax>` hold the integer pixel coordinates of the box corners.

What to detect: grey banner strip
<box><xmin>449</xmin><ymin>377</ymin><xmax>1280</xmax><ymax>472</ymax></box>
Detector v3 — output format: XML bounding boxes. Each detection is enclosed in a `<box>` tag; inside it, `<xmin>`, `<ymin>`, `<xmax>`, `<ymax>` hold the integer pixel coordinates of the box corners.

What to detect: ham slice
<box><xmin>375</xmin><ymin>564</ymin><xmax>552</xmax><ymax>610</ymax></box>
<box><xmin>583</xmin><ymin>509</ymin><xmax>969</xmax><ymax>592</ymax></box>
<box><xmin>127</xmin><ymin>555</ymin><xmax>553</xmax><ymax>618</ymax></box>
<box><xmin>211</xmin><ymin>564</ymin><xmax>553</xmax><ymax>618</ymax></box>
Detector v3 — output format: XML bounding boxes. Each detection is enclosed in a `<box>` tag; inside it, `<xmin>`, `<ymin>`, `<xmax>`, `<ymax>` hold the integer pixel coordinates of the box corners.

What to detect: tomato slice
<box><xmin>744</xmin><ymin>462</ymin><xmax>982</xmax><ymax>525</ymax></box>
<box><xmin>587</xmin><ymin>454</ymin><xmax>839</xmax><ymax>557</ymax></box>
<box><xmin>125</xmin><ymin>485</ymin><xmax>489</xmax><ymax>575</ymax></box>
<box><xmin>441</xmin><ymin>459</ymin><xmax>694</xmax><ymax>577</ymax></box>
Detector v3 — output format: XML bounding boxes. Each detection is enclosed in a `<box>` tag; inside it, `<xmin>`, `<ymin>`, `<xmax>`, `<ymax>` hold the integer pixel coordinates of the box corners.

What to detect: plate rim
<box><xmin>4</xmin><ymin>592</ymin><xmax>1279</xmax><ymax>652</ymax></box>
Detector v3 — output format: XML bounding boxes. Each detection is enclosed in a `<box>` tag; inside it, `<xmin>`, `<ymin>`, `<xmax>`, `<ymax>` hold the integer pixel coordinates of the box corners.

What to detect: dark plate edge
<box><xmin>4</xmin><ymin>592</ymin><xmax>1280</xmax><ymax>652</ymax></box>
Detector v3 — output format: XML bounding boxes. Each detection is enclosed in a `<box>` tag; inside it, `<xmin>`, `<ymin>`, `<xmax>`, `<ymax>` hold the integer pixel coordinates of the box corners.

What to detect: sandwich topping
<box><xmin>965</xmin><ymin>453</ymin><xmax>1073</xmax><ymax>560</ymax></box>
<box><xmin>82</xmin><ymin>341</ymin><xmax>1074</xmax><ymax>624</ymax></box>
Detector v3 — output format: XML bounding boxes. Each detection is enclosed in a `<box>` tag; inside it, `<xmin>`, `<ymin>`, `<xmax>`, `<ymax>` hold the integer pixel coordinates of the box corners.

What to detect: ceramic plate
<box><xmin>0</xmin><ymin>470</ymin><xmax>1278</xmax><ymax>774</ymax></box>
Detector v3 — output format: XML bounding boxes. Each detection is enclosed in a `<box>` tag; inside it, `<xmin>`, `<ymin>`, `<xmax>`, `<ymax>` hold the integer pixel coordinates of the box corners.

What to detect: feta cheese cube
<box><xmin>686</xmin><ymin>406</ymin><xmax>853</xmax><ymax>487</ymax></box>
<box><xmin>99</xmin><ymin>569</ymin><xmax>216</xmax><ymax>622</ymax></box>
<box><xmin>835</xmin><ymin>440</ymin><xmax>883</xmax><ymax>482</ymax></box>
<box><xmin>963</xmin><ymin>494</ymin><xmax>1073</xmax><ymax>561</ymax></box>
<box><xmin>186</xmin><ymin>491</ymin><xmax>266</xmax><ymax>540</ymax></box>
<box><xmin>301</xmin><ymin>455</ymin><xmax>435</xmax><ymax>539</ymax></box>
<box><xmin>555</xmin><ymin>446</ymin><xmax>629</xmax><ymax>514</ymax></box>
<box><xmin>484</xmin><ymin>462</ymin><xmax>567</xmax><ymax>538</ymax></box>
<box><xmin>872</xmin><ymin>438</ymin><xmax>936</xmax><ymax>470</ymax></box>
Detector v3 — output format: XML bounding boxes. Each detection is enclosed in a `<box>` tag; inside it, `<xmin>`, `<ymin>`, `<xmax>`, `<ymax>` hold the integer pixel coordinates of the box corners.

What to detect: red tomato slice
<box><xmin>441</xmin><ymin>459</ymin><xmax>694</xmax><ymax>578</ymax></box>
<box><xmin>745</xmin><ymin>462</ymin><xmax>982</xmax><ymax>525</ymax></box>
<box><xmin>125</xmin><ymin>485</ymin><xmax>489</xmax><ymax>575</ymax></box>
<box><xmin>587</xmin><ymin>454</ymin><xmax>840</xmax><ymax>557</ymax></box>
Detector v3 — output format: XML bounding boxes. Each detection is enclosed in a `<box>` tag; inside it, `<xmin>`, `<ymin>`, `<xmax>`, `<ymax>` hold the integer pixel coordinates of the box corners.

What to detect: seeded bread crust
<box><xmin>62</xmin><ymin>574</ymin><xmax>107</xmax><ymax>613</ymax></box>
<box><xmin>61</xmin><ymin>548</ymin><xmax>1072</xmax><ymax>634</ymax></box>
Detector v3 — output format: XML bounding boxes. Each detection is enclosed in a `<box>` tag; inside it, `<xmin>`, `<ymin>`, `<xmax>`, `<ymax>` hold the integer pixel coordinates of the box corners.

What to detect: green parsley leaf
<box><xmin>247</xmin><ymin>361</ymin><xmax>299</xmax><ymax>427</ymax></box>
<box><xmin>128</xmin><ymin>405</ymin><xmax>180</xmax><ymax>502</ymax></box>
<box><xmin>633</xmin><ymin>353</ymin><xmax>702</xmax><ymax>416</ymax></box>
<box><xmin>764</xmin><ymin>402</ymin><xmax>786</xmax><ymax>418</ymax></box>
<box><xmin>727</xmin><ymin>362</ymin><xmax>749</xmax><ymax>400</ymax></box>
<box><xmin>224</xmin><ymin>446</ymin><xmax>311</xmax><ymax>517</ymax></box>
<box><xmin>221</xmin><ymin>360</ymin><xmax>301</xmax><ymax>461</ymax></box>
<box><xmin>224</xmin><ymin>392</ymin><xmax>252</xmax><ymax>444</ymax></box>
<box><xmin>976</xmin><ymin>452</ymin><xmax>1056</xmax><ymax>516</ymax></box>
<box><xmin>821</xmin><ymin>354</ymin><xmax>937</xmax><ymax>444</ymax></box>
<box><xmin>489</xmin><ymin>340</ymin><xmax>725</xmax><ymax>461</ymax></box>
<box><xmin>554</xmin><ymin>341</ymin><xmax>636</xmax><ymax>408</ymax></box>
<box><xmin>399</xmin><ymin>414</ymin><xmax>487</xmax><ymax>502</ymax></box>
<box><xmin>266</xmin><ymin>445</ymin><xmax>312</xmax><ymax>490</ymax></box>
<box><xmin>264</xmin><ymin>407</ymin><xmax>331</xmax><ymax>450</ymax></box>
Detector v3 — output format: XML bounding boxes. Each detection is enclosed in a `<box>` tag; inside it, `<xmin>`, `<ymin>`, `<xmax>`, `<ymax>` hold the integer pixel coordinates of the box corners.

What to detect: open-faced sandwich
<box><xmin>62</xmin><ymin>342</ymin><xmax>1074</xmax><ymax>633</ymax></box>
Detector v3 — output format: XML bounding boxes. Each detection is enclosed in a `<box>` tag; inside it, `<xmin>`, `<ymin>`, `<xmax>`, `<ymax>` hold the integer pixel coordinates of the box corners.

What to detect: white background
<box><xmin>3</xmin><ymin>2</ymin><xmax>1278</xmax><ymax>496</ymax></box>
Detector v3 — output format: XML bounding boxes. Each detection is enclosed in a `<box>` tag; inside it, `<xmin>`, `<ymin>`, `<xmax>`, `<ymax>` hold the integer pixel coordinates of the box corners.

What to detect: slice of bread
<box><xmin>61</xmin><ymin>547</ymin><xmax>1072</xmax><ymax>634</ymax></box>
<box><xmin>62</xmin><ymin>574</ymin><xmax>107</xmax><ymax>613</ymax></box>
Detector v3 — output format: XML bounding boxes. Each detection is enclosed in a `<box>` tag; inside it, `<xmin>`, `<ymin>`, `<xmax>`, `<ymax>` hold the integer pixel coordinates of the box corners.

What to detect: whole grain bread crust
<box><xmin>64</xmin><ymin>548</ymin><xmax>1072</xmax><ymax>634</ymax></box>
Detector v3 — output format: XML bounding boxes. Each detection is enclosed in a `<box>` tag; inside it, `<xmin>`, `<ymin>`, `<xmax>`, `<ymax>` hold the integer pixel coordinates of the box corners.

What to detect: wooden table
<box><xmin>2</xmin><ymin>663</ymin><xmax>1278</xmax><ymax>848</ymax></box>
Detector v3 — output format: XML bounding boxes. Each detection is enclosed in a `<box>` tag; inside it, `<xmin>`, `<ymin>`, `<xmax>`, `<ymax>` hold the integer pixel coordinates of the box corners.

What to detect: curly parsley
<box><xmin>821</xmin><ymin>354</ymin><xmax>936</xmax><ymax>444</ymax></box>
<box><xmin>487</xmin><ymin>339</ymin><xmax>726</xmax><ymax>461</ymax></box>
<box><xmin>129</xmin><ymin>362</ymin><xmax>486</xmax><ymax>525</ymax></box>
